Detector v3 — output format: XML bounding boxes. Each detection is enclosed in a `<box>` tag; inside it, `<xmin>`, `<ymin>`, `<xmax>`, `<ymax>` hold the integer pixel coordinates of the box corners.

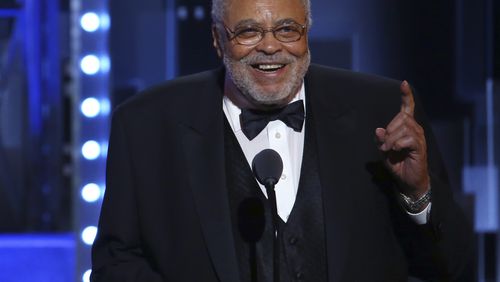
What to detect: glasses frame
<box><xmin>223</xmin><ymin>22</ymin><xmax>307</xmax><ymax>46</ymax></box>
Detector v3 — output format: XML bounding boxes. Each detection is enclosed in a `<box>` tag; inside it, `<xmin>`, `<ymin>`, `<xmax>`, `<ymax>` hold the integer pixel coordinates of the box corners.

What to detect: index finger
<box><xmin>400</xmin><ymin>80</ymin><xmax>415</xmax><ymax>116</ymax></box>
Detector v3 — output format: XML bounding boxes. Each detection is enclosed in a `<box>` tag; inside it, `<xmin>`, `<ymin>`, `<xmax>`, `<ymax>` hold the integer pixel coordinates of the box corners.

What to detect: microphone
<box><xmin>251</xmin><ymin>149</ymin><xmax>283</xmax><ymax>282</ymax></box>
<box><xmin>252</xmin><ymin>149</ymin><xmax>283</xmax><ymax>188</ymax></box>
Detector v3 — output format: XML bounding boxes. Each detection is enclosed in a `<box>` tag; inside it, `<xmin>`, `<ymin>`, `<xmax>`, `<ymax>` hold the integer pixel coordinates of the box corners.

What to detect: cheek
<box><xmin>286</xmin><ymin>40</ymin><xmax>308</xmax><ymax>57</ymax></box>
<box><xmin>226</xmin><ymin>43</ymin><xmax>255</xmax><ymax>60</ymax></box>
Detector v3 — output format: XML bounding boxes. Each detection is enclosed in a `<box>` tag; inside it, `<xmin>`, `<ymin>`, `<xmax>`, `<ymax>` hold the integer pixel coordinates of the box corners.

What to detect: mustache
<box><xmin>239</xmin><ymin>53</ymin><xmax>296</xmax><ymax>65</ymax></box>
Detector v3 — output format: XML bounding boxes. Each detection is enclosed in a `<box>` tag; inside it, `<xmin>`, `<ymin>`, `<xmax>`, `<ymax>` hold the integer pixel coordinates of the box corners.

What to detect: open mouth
<box><xmin>251</xmin><ymin>63</ymin><xmax>286</xmax><ymax>72</ymax></box>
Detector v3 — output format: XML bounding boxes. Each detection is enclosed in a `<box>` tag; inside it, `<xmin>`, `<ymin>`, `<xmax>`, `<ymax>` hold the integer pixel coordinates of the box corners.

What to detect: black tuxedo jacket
<box><xmin>91</xmin><ymin>65</ymin><xmax>473</xmax><ymax>282</ymax></box>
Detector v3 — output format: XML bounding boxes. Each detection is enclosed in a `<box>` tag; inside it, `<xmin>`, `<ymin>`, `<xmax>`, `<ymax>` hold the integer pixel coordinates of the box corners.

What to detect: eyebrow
<box><xmin>233</xmin><ymin>18</ymin><xmax>300</xmax><ymax>29</ymax></box>
<box><xmin>275</xmin><ymin>18</ymin><xmax>300</xmax><ymax>26</ymax></box>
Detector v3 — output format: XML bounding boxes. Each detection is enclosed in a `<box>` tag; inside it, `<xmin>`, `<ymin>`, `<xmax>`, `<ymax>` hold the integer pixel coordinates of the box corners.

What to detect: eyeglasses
<box><xmin>223</xmin><ymin>22</ymin><xmax>307</xmax><ymax>46</ymax></box>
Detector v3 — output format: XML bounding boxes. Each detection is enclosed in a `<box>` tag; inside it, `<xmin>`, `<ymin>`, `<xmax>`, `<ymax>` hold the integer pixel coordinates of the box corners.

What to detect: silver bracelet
<box><xmin>399</xmin><ymin>188</ymin><xmax>431</xmax><ymax>213</ymax></box>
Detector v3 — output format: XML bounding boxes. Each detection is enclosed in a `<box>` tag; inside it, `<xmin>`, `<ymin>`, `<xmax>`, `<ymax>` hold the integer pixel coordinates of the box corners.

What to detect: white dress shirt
<box><xmin>222</xmin><ymin>83</ymin><xmax>430</xmax><ymax>224</ymax></box>
<box><xmin>223</xmin><ymin>84</ymin><xmax>306</xmax><ymax>222</ymax></box>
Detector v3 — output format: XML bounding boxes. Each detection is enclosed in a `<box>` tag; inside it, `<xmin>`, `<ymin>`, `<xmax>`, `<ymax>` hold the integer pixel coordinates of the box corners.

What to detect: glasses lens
<box><xmin>234</xmin><ymin>27</ymin><xmax>263</xmax><ymax>45</ymax></box>
<box><xmin>229</xmin><ymin>23</ymin><xmax>304</xmax><ymax>45</ymax></box>
<box><xmin>274</xmin><ymin>24</ymin><xmax>302</xmax><ymax>42</ymax></box>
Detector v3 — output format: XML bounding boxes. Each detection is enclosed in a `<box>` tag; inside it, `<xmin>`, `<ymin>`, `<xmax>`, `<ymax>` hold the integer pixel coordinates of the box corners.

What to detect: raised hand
<box><xmin>375</xmin><ymin>81</ymin><xmax>430</xmax><ymax>199</ymax></box>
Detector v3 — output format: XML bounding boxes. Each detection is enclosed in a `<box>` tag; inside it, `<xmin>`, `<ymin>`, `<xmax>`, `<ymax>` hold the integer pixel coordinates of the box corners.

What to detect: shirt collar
<box><xmin>223</xmin><ymin>83</ymin><xmax>306</xmax><ymax>132</ymax></box>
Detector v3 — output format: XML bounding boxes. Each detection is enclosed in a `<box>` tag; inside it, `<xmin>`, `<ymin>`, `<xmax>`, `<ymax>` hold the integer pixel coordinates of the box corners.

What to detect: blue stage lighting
<box><xmin>80</xmin><ymin>12</ymin><xmax>100</xmax><ymax>32</ymax></box>
<box><xmin>100</xmin><ymin>13</ymin><xmax>111</xmax><ymax>30</ymax></box>
<box><xmin>81</xmin><ymin>140</ymin><xmax>101</xmax><ymax>160</ymax></box>
<box><xmin>81</xmin><ymin>97</ymin><xmax>101</xmax><ymax>118</ymax></box>
<box><xmin>100</xmin><ymin>98</ymin><xmax>111</xmax><ymax>115</ymax></box>
<box><xmin>81</xmin><ymin>183</ymin><xmax>101</xmax><ymax>202</ymax></box>
<box><xmin>99</xmin><ymin>55</ymin><xmax>111</xmax><ymax>73</ymax></box>
<box><xmin>81</xmin><ymin>226</ymin><xmax>97</xmax><ymax>246</ymax></box>
<box><xmin>194</xmin><ymin>6</ymin><xmax>205</xmax><ymax>21</ymax></box>
<box><xmin>80</xmin><ymin>55</ymin><xmax>101</xmax><ymax>75</ymax></box>
<box><xmin>177</xmin><ymin>6</ymin><xmax>188</xmax><ymax>20</ymax></box>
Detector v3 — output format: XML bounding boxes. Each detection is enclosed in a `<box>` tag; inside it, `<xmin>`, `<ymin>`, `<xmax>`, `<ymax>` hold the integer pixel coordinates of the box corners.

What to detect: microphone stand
<box><xmin>265</xmin><ymin>180</ymin><xmax>280</xmax><ymax>282</ymax></box>
<box><xmin>252</xmin><ymin>149</ymin><xmax>283</xmax><ymax>282</ymax></box>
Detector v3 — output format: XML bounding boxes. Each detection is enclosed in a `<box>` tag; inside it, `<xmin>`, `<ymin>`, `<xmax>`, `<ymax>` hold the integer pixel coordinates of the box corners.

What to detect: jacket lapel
<box><xmin>306</xmin><ymin>68</ymin><xmax>358</xmax><ymax>281</ymax></box>
<box><xmin>178</xmin><ymin>69</ymin><xmax>241</xmax><ymax>282</ymax></box>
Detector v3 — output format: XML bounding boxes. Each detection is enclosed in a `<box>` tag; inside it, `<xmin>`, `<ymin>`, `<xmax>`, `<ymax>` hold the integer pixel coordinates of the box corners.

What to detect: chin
<box><xmin>246</xmin><ymin>87</ymin><xmax>297</xmax><ymax>108</ymax></box>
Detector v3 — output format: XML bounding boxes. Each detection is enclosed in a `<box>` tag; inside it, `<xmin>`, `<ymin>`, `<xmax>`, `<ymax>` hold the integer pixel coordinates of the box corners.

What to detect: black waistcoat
<box><xmin>224</xmin><ymin>108</ymin><xmax>327</xmax><ymax>282</ymax></box>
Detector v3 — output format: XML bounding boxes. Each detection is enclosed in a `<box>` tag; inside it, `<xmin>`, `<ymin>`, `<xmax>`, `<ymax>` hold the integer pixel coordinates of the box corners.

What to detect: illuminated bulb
<box><xmin>100</xmin><ymin>99</ymin><xmax>111</xmax><ymax>115</ymax></box>
<box><xmin>82</xmin><ymin>269</ymin><xmax>91</xmax><ymax>282</ymax></box>
<box><xmin>100</xmin><ymin>142</ymin><xmax>109</xmax><ymax>156</ymax></box>
<box><xmin>81</xmin><ymin>183</ymin><xmax>101</xmax><ymax>202</ymax></box>
<box><xmin>82</xmin><ymin>226</ymin><xmax>98</xmax><ymax>245</ymax></box>
<box><xmin>81</xmin><ymin>55</ymin><xmax>101</xmax><ymax>75</ymax></box>
<box><xmin>100</xmin><ymin>13</ymin><xmax>110</xmax><ymax>30</ymax></box>
<box><xmin>99</xmin><ymin>56</ymin><xmax>111</xmax><ymax>73</ymax></box>
<box><xmin>80</xmin><ymin>12</ymin><xmax>100</xmax><ymax>32</ymax></box>
<box><xmin>82</xmin><ymin>141</ymin><xmax>101</xmax><ymax>160</ymax></box>
<box><xmin>194</xmin><ymin>6</ymin><xmax>205</xmax><ymax>20</ymax></box>
<box><xmin>177</xmin><ymin>6</ymin><xmax>188</xmax><ymax>20</ymax></box>
<box><xmin>81</xmin><ymin>97</ymin><xmax>101</xmax><ymax>118</ymax></box>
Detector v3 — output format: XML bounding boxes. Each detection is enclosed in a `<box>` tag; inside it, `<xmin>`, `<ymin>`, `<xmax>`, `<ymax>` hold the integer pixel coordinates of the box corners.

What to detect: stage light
<box><xmin>101</xmin><ymin>142</ymin><xmax>109</xmax><ymax>156</ymax></box>
<box><xmin>81</xmin><ymin>140</ymin><xmax>101</xmax><ymax>160</ymax></box>
<box><xmin>80</xmin><ymin>55</ymin><xmax>101</xmax><ymax>75</ymax></box>
<box><xmin>81</xmin><ymin>183</ymin><xmax>101</xmax><ymax>202</ymax></box>
<box><xmin>194</xmin><ymin>6</ymin><xmax>205</xmax><ymax>21</ymax></box>
<box><xmin>100</xmin><ymin>13</ymin><xmax>110</xmax><ymax>30</ymax></box>
<box><xmin>82</xmin><ymin>269</ymin><xmax>91</xmax><ymax>282</ymax></box>
<box><xmin>177</xmin><ymin>6</ymin><xmax>188</xmax><ymax>20</ymax></box>
<box><xmin>99</xmin><ymin>56</ymin><xmax>111</xmax><ymax>73</ymax></box>
<box><xmin>100</xmin><ymin>98</ymin><xmax>111</xmax><ymax>115</ymax></box>
<box><xmin>80</xmin><ymin>12</ymin><xmax>100</xmax><ymax>32</ymax></box>
<box><xmin>81</xmin><ymin>97</ymin><xmax>101</xmax><ymax>118</ymax></box>
<box><xmin>81</xmin><ymin>226</ymin><xmax>98</xmax><ymax>245</ymax></box>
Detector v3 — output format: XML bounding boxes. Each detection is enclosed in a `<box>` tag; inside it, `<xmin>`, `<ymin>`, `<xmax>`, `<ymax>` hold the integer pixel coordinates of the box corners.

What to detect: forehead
<box><xmin>224</xmin><ymin>0</ymin><xmax>306</xmax><ymax>25</ymax></box>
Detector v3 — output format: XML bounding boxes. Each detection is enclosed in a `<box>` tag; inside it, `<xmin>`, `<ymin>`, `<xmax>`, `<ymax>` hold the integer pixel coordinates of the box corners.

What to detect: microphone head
<box><xmin>252</xmin><ymin>149</ymin><xmax>283</xmax><ymax>188</ymax></box>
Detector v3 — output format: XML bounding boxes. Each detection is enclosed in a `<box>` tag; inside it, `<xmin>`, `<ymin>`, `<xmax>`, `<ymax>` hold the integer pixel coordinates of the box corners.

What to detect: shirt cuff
<box><xmin>406</xmin><ymin>202</ymin><xmax>432</xmax><ymax>225</ymax></box>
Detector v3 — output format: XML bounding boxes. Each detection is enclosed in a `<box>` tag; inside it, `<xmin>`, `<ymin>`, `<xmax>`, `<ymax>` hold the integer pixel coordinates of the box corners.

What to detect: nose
<box><xmin>254</xmin><ymin>31</ymin><xmax>282</xmax><ymax>55</ymax></box>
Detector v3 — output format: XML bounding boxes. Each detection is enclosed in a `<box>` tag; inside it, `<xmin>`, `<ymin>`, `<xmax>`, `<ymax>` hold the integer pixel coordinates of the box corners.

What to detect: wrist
<box><xmin>400</xmin><ymin>174</ymin><xmax>430</xmax><ymax>200</ymax></box>
<box><xmin>399</xmin><ymin>186</ymin><xmax>432</xmax><ymax>213</ymax></box>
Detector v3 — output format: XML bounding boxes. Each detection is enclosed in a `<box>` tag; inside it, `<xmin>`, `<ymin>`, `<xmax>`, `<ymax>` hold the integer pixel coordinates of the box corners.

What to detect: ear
<box><xmin>211</xmin><ymin>24</ymin><xmax>223</xmax><ymax>58</ymax></box>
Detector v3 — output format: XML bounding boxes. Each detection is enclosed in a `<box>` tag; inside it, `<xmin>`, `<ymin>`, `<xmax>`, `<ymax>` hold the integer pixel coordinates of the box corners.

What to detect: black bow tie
<box><xmin>239</xmin><ymin>100</ymin><xmax>305</xmax><ymax>140</ymax></box>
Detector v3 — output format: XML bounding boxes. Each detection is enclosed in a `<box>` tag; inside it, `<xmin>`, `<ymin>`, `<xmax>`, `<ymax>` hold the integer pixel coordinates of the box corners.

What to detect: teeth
<box><xmin>257</xmin><ymin>64</ymin><xmax>284</xmax><ymax>70</ymax></box>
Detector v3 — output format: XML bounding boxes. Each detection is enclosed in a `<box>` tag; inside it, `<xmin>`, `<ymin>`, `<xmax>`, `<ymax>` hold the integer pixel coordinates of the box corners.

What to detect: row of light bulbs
<box><xmin>79</xmin><ymin>10</ymin><xmax>109</xmax><ymax>282</ymax></box>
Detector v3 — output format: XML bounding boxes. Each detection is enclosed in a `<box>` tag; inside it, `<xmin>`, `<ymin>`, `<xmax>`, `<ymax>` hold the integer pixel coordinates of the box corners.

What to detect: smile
<box><xmin>251</xmin><ymin>63</ymin><xmax>286</xmax><ymax>72</ymax></box>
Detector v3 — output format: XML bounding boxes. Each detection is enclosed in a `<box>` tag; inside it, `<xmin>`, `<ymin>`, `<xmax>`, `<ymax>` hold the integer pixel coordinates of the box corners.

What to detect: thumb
<box><xmin>375</xmin><ymin>127</ymin><xmax>386</xmax><ymax>142</ymax></box>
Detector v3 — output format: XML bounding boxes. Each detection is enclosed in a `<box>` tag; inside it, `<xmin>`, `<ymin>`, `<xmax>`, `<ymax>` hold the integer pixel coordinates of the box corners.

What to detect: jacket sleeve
<box><xmin>90</xmin><ymin>109</ymin><xmax>163</xmax><ymax>282</ymax></box>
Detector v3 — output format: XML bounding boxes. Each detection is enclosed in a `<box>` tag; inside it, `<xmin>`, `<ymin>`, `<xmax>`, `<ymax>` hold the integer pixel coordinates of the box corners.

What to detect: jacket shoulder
<box><xmin>113</xmin><ymin>68</ymin><xmax>224</xmax><ymax>119</ymax></box>
<box><xmin>307</xmin><ymin>64</ymin><xmax>401</xmax><ymax>90</ymax></box>
<box><xmin>305</xmin><ymin>64</ymin><xmax>406</xmax><ymax>127</ymax></box>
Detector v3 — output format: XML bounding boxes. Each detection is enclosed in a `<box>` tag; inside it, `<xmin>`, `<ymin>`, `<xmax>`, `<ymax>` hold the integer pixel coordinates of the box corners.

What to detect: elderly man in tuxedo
<box><xmin>91</xmin><ymin>0</ymin><xmax>474</xmax><ymax>281</ymax></box>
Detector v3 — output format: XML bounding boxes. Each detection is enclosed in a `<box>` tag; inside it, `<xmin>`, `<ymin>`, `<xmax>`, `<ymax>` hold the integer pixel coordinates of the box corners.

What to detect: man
<box><xmin>91</xmin><ymin>0</ymin><xmax>473</xmax><ymax>281</ymax></box>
